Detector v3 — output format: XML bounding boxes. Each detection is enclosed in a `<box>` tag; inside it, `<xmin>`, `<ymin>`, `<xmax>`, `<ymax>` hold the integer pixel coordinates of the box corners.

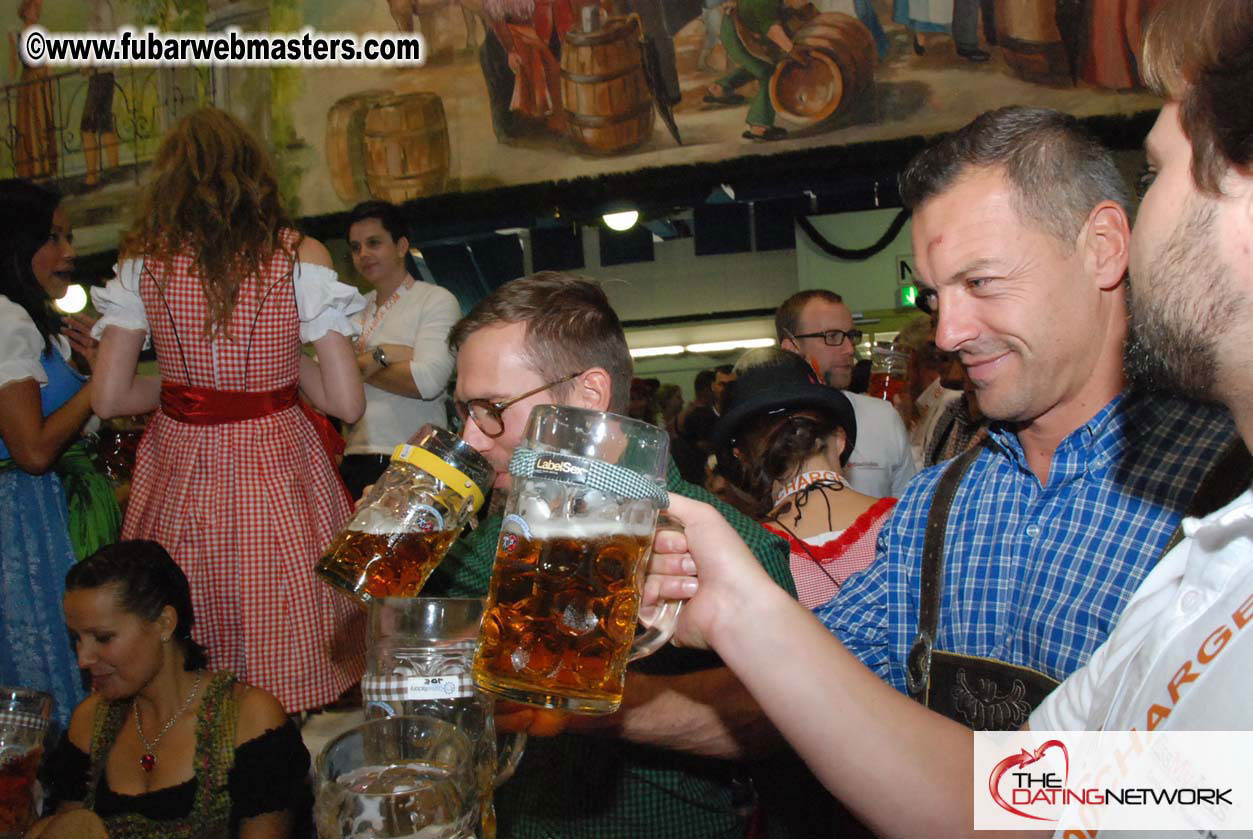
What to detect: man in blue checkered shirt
<box><xmin>815</xmin><ymin>106</ymin><xmax>1238</xmax><ymax>716</ymax></box>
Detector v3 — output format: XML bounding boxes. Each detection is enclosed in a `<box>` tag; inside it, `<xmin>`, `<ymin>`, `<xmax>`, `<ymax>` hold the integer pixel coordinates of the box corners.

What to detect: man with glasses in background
<box><xmin>423</xmin><ymin>271</ymin><xmax>799</xmax><ymax>838</ymax></box>
<box><xmin>777</xmin><ymin>289</ymin><xmax>918</xmax><ymax>497</ymax></box>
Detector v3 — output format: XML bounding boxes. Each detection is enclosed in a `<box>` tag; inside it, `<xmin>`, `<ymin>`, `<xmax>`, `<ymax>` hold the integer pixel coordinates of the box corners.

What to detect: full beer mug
<box><xmin>472</xmin><ymin>405</ymin><xmax>679</xmax><ymax>714</ymax></box>
<box><xmin>0</xmin><ymin>687</ymin><xmax>52</xmax><ymax>837</ymax></box>
<box><xmin>318</xmin><ymin>425</ymin><xmax>494</xmax><ymax>602</ymax></box>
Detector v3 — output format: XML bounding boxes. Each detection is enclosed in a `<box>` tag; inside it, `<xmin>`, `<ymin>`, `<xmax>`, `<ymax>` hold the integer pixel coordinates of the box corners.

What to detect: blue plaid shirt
<box><xmin>816</xmin><ymin>392</ymin><xmax>1237</xmax><ymax>694</ymax></box>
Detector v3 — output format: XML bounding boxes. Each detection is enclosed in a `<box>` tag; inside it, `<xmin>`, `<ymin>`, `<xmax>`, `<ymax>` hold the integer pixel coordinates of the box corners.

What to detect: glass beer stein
<box><xmin>472</xmin><ymin>405</ymin><xmax>679</xmax><ymax>715</ymax></box>
<box><xmin>362</xmin><ymin>598</ymin><xmax>525</xmax><ymax>839</ymax></box>
<box><xmin>0</xmin><ymin>687</ymin><xmax>52</xmax><ymax>838</ymax></box>
<box><xmin>867</xmin><ymin>341</ymin><xmax>909</xmax><ymax>402</ymax></box>
<box><xmin>314</xmin><ymin>715</ymin><xmax>477</xmax><ymax>839</ymax></box>
<box><xmin>318</xmin><ymin>425</ymin><xmax>494</xmax><ymax>602</ymax></box>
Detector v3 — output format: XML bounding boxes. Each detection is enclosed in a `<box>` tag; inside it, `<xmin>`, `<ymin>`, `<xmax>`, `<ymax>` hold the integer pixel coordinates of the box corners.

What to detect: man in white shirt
<box><xmin>776</xmin><ymin>289</ymin><xmax>918</xmax><ymax>496</ymax></box>
<box><xmin>1027</xmin><ymin>0</ymin><xmax>1253</xmax><ymax>737</ymax></box>
<box><xmin>645</xmin><ymin>1</ymin><xmax>1253</xmax><ymax>835</ymax></box>
<box><xmin>339</xmin><ymin>200</ymin><xmax>461</xmax><ymax>499</ymax></box>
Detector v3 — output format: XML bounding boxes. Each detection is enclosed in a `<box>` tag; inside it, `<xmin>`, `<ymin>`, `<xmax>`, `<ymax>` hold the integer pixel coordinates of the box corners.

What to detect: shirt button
<box><xmin>1025</xmin><ymin>524</ymin><xmax>1041</xmax><ymax>538</ymax></box>
<box><xmin>1180</xmin><ymin>590</ymin><xmax>1203</xmax><ymax>613</ymax></box>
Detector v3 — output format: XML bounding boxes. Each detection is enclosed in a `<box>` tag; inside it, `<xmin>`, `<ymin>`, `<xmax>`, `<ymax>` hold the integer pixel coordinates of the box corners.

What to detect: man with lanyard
<box><xmin>423</xmin><ymin>271</ymin><xmax>796</xmax><ymax>838</ymax></box>
<box><xmin>816</xmin><ymin>105</ymin><xmax>1238</xmax><ymax>730</ymax></box>
<box><xmin>339</xmin><ymin>200</ymin><xmax>460</xmax><ymax>500</ymax></box>
<box><xmin>642</xmin><ymin>3</ymin><xmax>1253</xmax><ymax>833</ymax></box>
<box><xmin>777</xmin><ymin>289</ymin><xmax>919</xmax><ymax>498</ymax></box>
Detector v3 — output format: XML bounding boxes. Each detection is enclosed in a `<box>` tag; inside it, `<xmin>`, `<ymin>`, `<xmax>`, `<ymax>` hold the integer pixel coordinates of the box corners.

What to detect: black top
<box><xmin>46</xmin><ymin>718</ymin><xmax>312</xmax><ymax>829</ymax></box>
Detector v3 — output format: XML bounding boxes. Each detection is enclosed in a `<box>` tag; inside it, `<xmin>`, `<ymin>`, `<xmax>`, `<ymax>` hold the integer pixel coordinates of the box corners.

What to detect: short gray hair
<box><xmin>899</xmin><ymin>106</ymin><xmax>1130</xmax><ymax>248</ymax></box>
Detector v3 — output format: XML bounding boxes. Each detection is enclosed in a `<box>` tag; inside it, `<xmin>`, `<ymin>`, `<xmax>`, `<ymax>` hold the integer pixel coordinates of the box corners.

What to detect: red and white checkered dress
<box><xmin>118</xmin><ymin>230</ymin><xmax>365</xmax><ymax>712</ymax></box>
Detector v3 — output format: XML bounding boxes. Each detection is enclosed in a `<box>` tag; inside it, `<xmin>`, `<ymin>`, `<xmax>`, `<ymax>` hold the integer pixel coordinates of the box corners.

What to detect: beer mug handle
<box><xmin>630</xmin><ymin>599</ymin><xmax>683</xmax><ymax>660</ymax></box>
<box><xmin>494</xmin><ymin>732</ymin><xmax>526</xmax><ymax>786</ymax></box>
<box><xmin>630</xmin><ymin>511</ymin><xmax>684</xmax><ymax>660</ymax></box>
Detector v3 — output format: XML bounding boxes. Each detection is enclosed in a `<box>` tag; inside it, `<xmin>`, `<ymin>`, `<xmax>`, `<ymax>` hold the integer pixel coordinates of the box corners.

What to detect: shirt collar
<box><xmin>986</xmin><ymin>392</ymin><xmax>1131</xmax><ymax>481</ymax></box>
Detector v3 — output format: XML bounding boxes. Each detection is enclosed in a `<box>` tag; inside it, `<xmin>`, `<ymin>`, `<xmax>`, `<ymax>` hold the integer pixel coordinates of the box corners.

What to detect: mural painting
<box><xmin>2</xmin><ymin>0</ymin><xmax>1162</xmax><ymax>240</ymax></box>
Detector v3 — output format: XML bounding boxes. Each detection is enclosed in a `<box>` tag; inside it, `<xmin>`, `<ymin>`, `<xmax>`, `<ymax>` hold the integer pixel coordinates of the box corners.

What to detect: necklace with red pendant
<box><xmin>134</xmin><ymin>672</ymin><xmax>203</xmax><ymax>773</ymax></box>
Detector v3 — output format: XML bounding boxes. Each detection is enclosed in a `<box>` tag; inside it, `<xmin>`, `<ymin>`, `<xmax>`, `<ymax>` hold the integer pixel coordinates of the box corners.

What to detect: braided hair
<box><xmin>66</xmin><ymin>541</ymin><xmax>210</xmax><ymax>671</ymax></box>
<box><xmin>737</xmin><ymin>410</ymin><xmax>846</xmax><ymax>518</ymax></box>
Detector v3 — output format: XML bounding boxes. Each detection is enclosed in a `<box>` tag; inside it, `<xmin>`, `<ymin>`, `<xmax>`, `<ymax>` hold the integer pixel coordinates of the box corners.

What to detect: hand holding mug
<box><xmin>643</xmin><ymin>494</ymin><xmax>780</xmax><ymax>651</ymax></box>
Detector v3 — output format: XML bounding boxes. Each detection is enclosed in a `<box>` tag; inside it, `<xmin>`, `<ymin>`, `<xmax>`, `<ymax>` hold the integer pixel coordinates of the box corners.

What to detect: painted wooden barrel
<box><xmin>362</xmin><ymin>92</ymin><xmax>451</xmax><ymax>203</ymax></box>
<box><xmin>560</xmin><ymin>16</ymin><xmax>655</xmax><ymax>155</ymax></box>
<box><xmin>769</xmin><ymin>13</ymin><xmax>876</xmax><ymax>125</ymax></box>
<box><xmin>325</xmin><ymin>90</ymin><xmax>389</xmax><ymax>205</ymax></box>
<box><xmin>995</xmin><ymin>0</ymin><xmax>1070</xmax><ymax>83</ymax></box>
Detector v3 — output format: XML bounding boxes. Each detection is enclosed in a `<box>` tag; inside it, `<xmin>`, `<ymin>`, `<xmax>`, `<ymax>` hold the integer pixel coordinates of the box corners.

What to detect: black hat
<box><xmin>712</xmin><ymin>347</ymin><xmax>857</xmax><ymax>464</ymax></box>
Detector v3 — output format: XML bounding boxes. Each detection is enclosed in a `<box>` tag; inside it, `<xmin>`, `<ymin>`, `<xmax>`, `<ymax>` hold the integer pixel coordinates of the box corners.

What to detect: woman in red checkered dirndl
<box><xmin>90</xmin><ymin>107</ymin><xmax>369</xmax><ymax>713</ymax></box>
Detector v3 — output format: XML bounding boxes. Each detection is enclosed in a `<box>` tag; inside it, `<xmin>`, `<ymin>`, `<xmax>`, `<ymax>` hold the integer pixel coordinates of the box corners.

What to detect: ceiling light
<box><xmin>684</xmin><ymin>338</ymin><xmax>776</xmax><ymax>354</ymax></box>
<box><xmin>602</xmin><ymin>209</ymin><xmax>640</xmax><ymax>231</ymax></box>
<box><xmin>629</xmin><ymin>345</ymin><xmax>685</xmax><ymax>359</ymax></box>
<box><xmin>54</xmin><ymin>284</ymin><xmax>88</xmax><ymax>314</ymax></box>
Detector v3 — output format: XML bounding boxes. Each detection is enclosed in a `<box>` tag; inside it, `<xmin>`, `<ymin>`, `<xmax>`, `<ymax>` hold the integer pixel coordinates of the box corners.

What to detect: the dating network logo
<box><xmin>988</xmin><ymin>739</ymin><xmax>1070</xmax><ymax>822</ymax></box>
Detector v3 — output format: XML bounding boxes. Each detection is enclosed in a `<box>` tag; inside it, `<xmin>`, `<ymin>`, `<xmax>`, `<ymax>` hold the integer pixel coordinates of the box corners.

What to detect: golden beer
<box><xmin>472</xmin><ymin>524</ymin><xmax>655</xmax><ymax>714</ymax></box>
<box><xmin>317</xmin><ymin>528</ymin><xmax>459</xmax><ymax>600</ymax></box>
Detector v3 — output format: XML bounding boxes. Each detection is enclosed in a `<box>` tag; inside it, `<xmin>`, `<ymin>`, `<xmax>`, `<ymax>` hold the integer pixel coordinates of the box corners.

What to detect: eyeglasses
<box><xmin>453</xmin><ymin>371</ymin><xmax>585</xmax><ymax>439</ymax></box>
<box><xmin>789</xmin><ymin>328</ymin><xmax>864</xmax><ymax>347</ymax></box>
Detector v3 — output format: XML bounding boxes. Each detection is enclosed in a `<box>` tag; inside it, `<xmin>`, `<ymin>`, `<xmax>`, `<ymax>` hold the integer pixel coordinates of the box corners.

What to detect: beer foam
<box><xmin>514</xmin><ymin>516</ymin><xmax>654</xmax><ymax>541</ymax></box>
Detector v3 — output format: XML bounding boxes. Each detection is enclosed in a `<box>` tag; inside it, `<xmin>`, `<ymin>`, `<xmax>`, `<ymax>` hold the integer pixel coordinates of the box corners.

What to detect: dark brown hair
<box><xmin>775</xmin><ymin>289</ymin><xmax>844</xmax><ymax>343</ymax></box>
<box><xmin>0</xmin><ymin>178</ymin><xmax>61</xmax><ymax>350</ymax></box>
<box><xmin>739</xmin><ymin>411</ymin><xmax>846</xmax><ymax>517</ymax></box>
<box><xmin>448</xmin><ymin>272</ymin><xmax>633</xmax><ymax>413</ymax></box>
<box><xmin>67</xmin><ymin>541</ymin><xmax>209</xmax><ymax>672</ymax></box>
<box><xmin>1141</xmin><ymin>0</ymin><xmax>1253</xmax><ymax>194</ymax></box>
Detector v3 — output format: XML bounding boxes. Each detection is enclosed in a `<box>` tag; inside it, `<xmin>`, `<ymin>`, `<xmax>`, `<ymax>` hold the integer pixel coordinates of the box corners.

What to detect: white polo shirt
<box><xmin>843</xmin><ymin>391</ymin><xmax>918</xmax><ymax>498</ymax></box>
<box><xmin>345</xmin><ymin>279</ymin><xmax>461</xmax><ymax>456</ymax></box>
<box><xmin>1031</xmin><ymin>486</ymin><xmax>1253</xmax><ymax>734</ymax></box>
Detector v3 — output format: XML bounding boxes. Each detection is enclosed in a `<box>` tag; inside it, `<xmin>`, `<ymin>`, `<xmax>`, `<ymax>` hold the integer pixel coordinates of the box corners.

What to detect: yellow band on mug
<box><xmin>391</xmin><ymin>444</ymin><xmax>487</xmax><ymax>513</ymax></box>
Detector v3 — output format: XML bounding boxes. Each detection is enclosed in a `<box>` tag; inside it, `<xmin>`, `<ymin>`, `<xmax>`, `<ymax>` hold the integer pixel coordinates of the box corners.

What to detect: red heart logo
<box><xmin>988</xmin><ymin>740</ymin><xmax>1069</xmax><ymax>821</ymax></box>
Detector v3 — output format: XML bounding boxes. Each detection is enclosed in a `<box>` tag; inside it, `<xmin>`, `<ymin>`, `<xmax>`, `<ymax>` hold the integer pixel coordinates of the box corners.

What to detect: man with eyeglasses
<box><xmin>776</xmin><ymin>289</ymin><xmax>918</xmax><ymax>497</ymax></box>
<box><xmin>422</xmin><ymin>271</ymin><xmax>798</xmax><ymax>839</ymax></box>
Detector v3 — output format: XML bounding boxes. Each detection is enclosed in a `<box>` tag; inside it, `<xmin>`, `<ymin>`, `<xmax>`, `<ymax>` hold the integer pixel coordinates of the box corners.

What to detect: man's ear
<box><xmin>572</xmin><ymin>368</ymin><xmax>613</xmax><ymax>412</ymax></box>
<box><xmin>780</xmin><ymin>337</ymin><xmax>799</xmax><ymax>355</ymax></box>
<box><xmin>1081</xmin><ymin>201</ymin><xmax>1131</xmax><ymax>291</ymax></box>
<box><xmin>396</xmin><ymin>235</ymin><xmax>411</xmax><ymax>257</ymax></box>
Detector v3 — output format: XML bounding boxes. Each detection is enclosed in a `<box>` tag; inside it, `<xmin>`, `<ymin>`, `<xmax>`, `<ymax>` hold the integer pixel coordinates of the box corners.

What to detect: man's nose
<box><xmin>934</xmin><ymin>295</ymin><xmax>976</xmax><ymax>353</ymax></box>
<box><xmin>459</xmin><ymin>415</ymin><xmax>493</xmax><ymax>454</ymax></box>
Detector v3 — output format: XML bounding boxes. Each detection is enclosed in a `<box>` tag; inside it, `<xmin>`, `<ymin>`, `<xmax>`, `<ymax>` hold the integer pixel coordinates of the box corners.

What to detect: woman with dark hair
<box><xmin>31</xmin><ymin>540</ymin><xmax>311</xmax><ymax>838</ymax></box>
<box><xmin>89</xmin><ymin>107</ymin><xmax>367</xmax><ymax>714</ymax></box>
<box><xmin>713</xmin><ymin>347</ymin><xmax>896</xmax><ymax>609</ymax></box>
<box><xmin>0</xmin><ymin>178</ymin><xmax>120</xmax><ymax>728</ymax></box>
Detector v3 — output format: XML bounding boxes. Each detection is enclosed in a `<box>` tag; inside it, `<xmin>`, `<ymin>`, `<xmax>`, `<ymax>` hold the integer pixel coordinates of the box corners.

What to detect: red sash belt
<box><xmin>160</xmin><ymin>382</ymin><xmax>351</xmax><ymax>503</ymax></box>
<box><xmin>161</xmin><ymin>382</ymin><xmax>299</xmax><ymax>425</ymax></box>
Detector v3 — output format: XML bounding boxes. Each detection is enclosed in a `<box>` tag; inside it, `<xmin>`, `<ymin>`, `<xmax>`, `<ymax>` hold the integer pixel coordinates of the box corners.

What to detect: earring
<box><xmin>161</xmin><ymin>635</ymin><xmax>171</xmax><ymax>643</ymax></box>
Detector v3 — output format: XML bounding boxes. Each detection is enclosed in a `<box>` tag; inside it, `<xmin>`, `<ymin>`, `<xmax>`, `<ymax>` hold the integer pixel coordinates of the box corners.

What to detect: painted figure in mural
<box><xmin>704</xmin><ymin>0</ymin><xmax>818</xmax><ymax>142</ymax></box>
<box><xmin>1080</xmin><ymin>0</ymin><xmax>1166</xmax><ymax>89</ymax></box>
<box><xmin>81</xmin><ymin>0</ymin><xmax>120</xmax><ymax>187</ymax></box>
<box><xmin>895</xmin><ymin>0</ymin><xmax>990</xmax><ymax>61</ymax></box>
<box><xmin>387</xmin><ymin>0</ymin><xmax>483</xmax><ymax>54</ymax></box>
<box><xmin>615</xmin><ymin>0</ymin><xmax>680</xmax><ymax>105</ymax></box>
<box><xmin>9</xmin><ymin>0</ymin><xmax>58</xmax><ymax>178</ymax></box>
<box><xmin>89</xmin><ymin>107</ymin><xmax>369</xmax><ymax>716</ymax></box>
<box><xmin>480</xmin><ymin>0</ymin><xmax>574</xmax><ymax>136</ymax></box>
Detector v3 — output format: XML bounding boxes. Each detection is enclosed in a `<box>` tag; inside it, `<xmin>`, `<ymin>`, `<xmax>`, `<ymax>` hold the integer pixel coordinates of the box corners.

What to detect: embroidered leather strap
<box><xmin>905</xmin><ymin>444</ymin><xmax>983</xmax><ymax>700</ymax></box>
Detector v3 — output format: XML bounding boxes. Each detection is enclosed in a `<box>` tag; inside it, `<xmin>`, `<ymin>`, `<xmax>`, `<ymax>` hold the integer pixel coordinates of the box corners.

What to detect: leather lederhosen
<box><xmin>904</xmin><ymin>438</ymin><xmax>1253</xmax><ymax>731</ymax></box>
